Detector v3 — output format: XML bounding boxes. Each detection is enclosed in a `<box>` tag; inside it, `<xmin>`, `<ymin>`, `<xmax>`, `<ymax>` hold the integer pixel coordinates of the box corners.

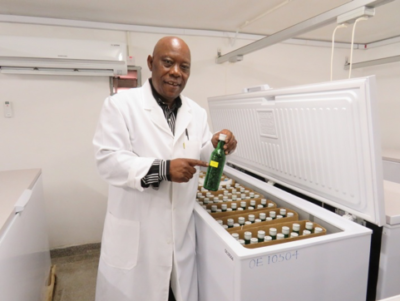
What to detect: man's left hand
<box><xmin>212</xmin><ymin>129</ymin><xmax>237</xmax><ymax>155</ymax></box>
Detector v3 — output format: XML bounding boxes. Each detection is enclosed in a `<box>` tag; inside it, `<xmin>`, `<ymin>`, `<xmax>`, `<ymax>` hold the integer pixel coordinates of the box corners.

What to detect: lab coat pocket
<box><xmin>182</xmin><ymin>139</ymin><xmax>200</xmax><ymax>160</ymax></box>
<box><xmin>102</xmin><ymin>212</ymin><xmax>140</xmax><ymax>270</ymax></box>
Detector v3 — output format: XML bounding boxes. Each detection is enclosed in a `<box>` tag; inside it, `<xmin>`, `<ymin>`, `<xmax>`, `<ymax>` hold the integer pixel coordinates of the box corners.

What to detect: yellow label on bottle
<box><xmin>210</xmin><ymin>160</ymin><xmax>219</xmax><ymax>168</ymax></box>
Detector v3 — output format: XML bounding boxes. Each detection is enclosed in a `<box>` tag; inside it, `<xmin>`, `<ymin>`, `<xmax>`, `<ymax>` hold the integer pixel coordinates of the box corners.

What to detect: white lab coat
<box><xmin>93</xmin><ymin>80</ymin><xmax>214</xmax><ymax>301</ymax></box>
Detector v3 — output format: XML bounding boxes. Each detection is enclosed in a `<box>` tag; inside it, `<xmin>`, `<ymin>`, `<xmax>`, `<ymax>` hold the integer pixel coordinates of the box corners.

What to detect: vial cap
<box><xmin>259</xmin><ymin>213</ymin><xmax>266</xmax><ymax>219</ymax></box>
<box><xmin>303</xmin><ymin>230</ymin><xmax>311</xmax><ymax>235</ymax></box>
<box><xmin>276</xmin><ymin>215</ymin><xmax>283</xmax><ymax>219</ymax></box>
<box><xmin>315</xmin><ymin>227</ymin><xmax>323</xmax><ymax>233</ymax></box>
<box><xmin>217</xmin><ymin>220</ymin><xmax>223</xmax><ymax>225</ymax></box>
<box><xmin>280</xmin><ymin>208</ymin><xmax>287</xmax><ymax>215</ymax></box>
<box><xmin>264</xmin><ymin>236</ymin><xmax>272</xmax><ymax>242</ymax></box>
<box><xmin>227</xmin><ymin>208</ymin><xmax>232</xmax><ymax>212</ymax></box>
<box><xmin>269</xmin><ymin>228</ymin><xmax>277</xmax><ymax>235</ymax></box>
<box><xmin>231</xmin><ymin>203</ymin><xmax>237</xmax><ymax>208</ymax></box>
<box><xmin>227</xmin><ymin>219</ymin><xmax>234</xmax><ymax>226</ymax></box>
<box><xmin>268</xmin><ymin>203</ymin><xmax>274</xmax><ymax>208</ymax></box>
<box><xmin>255</xmin><ymin>219</ymin><xmax>262</xmax><ymax>223</ymax></box>
<box><xmin>238</xmin><ymin>208</ymin><xmax>244</xmax><ymax>211</ymax></box>
<box><xmin>269</xmin><ymin>211</ymin><xmax>276</xmax><ymax>217</ymax></box>
<box><xmin>277</xmin><ymin>233</ymin><xmax>285</xmax><ymax>240</ymax></box>
<box><xmin>287</xmin><ymin>212</ymin><xmax>294</xmax><ymax>217</ymax></box>
<box><xmin>232</xmin><ymin>233</ymin><xmax>239</xmax><ymax>240</ymax></box>
<box><xmin>245</xmin><ymin>221</ymin><xmax>252</xmax><ymax>225</ymax></box>
<box><xmin>266</xmin><ymin>217</ymin><xmax>273</xmax><ymax>221</ymax></box>
<box><xmin>306</xmin><ymin>222</ymin><xmax>314</xmax><ymax>230</ymax></box>
<box><xmin>282</xmin><ymin>226</ymin><xmax>290</xmax><ymax>234</ymax></box>
<box><xmin>244</xmin><ymin>231</ymin><xmax>252</xmax><ymax>239</ymax></box>
<box><xmin>223</xmin><ymin>225</ymin><xmax>228</xmax><ymax>229</ymax></box>
<box><xmin>290</xmin><ymin>232</ymin><xmax>299</xmax><ymax>238</ymax></box>
<box><xmin>240</xmin><ymin>201</ymin><xmax>246</xmax><ymax>207</ymax></box>
<box><xmin>219</xmin><ymin>133</ymin><xmax>227</xmax><ymax>141</ymax></box>
<box><xmin>238</xmin><ymin>217</ymin><xmax>245</xmax><ymax>223</ymax></box>
<box><xmin>211</xmin><ymin>205</ymin><xmax>217</xmax><ymax>210</ymax></box>
<box><xmin>257</xmin><ymin>230</ymin><xmax>266</xmax><ymax>238</ymax></box>
<box><xmin>221</xmin><ymin>204</ymin><xmax>227</xmax><ymax>210</ymax></box>
<box><xmin>257</xmin><ymin>204</ymin><xmax>264</xmax><ymax>209</ymax></box>
<box><xmin>248</xmin><ymin>214</ymin><xmax>255</xmax><ymax>221</ymax></box>
<box><xmin>261</xmin><ymin>199</ymin><xmax>267</xmax><ymax>205</ymax></box>
<box><xmin>293</xmin><ymin>223</ymin><xmax>300</xmax><ymax>231</ymax></box>
<box><xmin>233</xmin><ymin>223</ymin><xmax>240</xmax><ymax>227</ymax></box>
<box><xmin>250</xmin><ymin>238</ymin><xmax>258</xmax><ymax>244</ymax></box>
<box><xmin>239</xmin><ymin>239</ymin><xmax>245</xmax><ymax>245</ymax></box>
<box><xmin>250</xmin><ymin>200</ymin><xmax>256</xmax><ymax>206</ymax></box>
<box><xmin>247</xmin><ymin>207</ymin><xmax>254</xmax><ymax>210</ymax></box>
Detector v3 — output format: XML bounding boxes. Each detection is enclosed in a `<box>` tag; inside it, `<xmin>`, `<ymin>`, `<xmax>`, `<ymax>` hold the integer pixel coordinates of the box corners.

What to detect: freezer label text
<box><xmin>248</xmin><ymin>250</ymin><xmax>299</xmax><ymax>269</ymax></box>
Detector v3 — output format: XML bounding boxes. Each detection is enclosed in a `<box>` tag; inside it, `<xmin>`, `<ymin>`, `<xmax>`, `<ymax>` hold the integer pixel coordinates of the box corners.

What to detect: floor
<box><xmin>51</xmin><ymin>243</ymin><xmax>100</xmax><ymax>301</ymax></box>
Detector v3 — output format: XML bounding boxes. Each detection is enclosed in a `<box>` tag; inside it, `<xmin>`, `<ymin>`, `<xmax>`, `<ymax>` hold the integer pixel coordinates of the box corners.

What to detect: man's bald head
<box><xmin>147</xmin><ymin>37</ymin><xmax>191</xmax><ymax>104</ymax></box>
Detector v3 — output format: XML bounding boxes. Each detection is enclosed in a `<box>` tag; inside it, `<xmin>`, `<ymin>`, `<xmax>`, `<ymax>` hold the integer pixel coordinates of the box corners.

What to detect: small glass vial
<box><xmin>221</xmin><ymin>204</ymin><xmax>227</xmax><ymax>212</ymax></box>
<box><xmin>303</xmin><ymin>230</ymin><xmax>311</xmax><ymax>235</ymax></box>
<box><xmin>231</xmin><ymin>203</ymin><xmax>237</xmax><ymax>211</ymax></box>
<box><xmin>279</xmin><ymin>208</ymin><xmax>287</xmax><ymax>217</ymax></box>
<box><xmin>244</xmin><ymin>231</ymin><xmax>252</xmax><ymax>244</ymax></box>
<box><xmin>223</xmin><ymin>196</ymin><xmax>228</xmax><ymax>202</ymax></box>
<box><xmin>238</xmin><ymin>217</ymin><xmax>245</xmax><ymax>226</ymax></box>
<box><xmin>257</xmin><ymin>230</ymin><xmax>266</xmax><ymax>242</ymax></box>
<box><xmin>268</xmin><ymin>203</ymin><xmax>274</xmax><ymax>208</ymax></box>
<box><xmin>269</xmin><ymin>228</ymin><xmax>277</xmax><ymax>240</ymax></box>
<box><xmin>277</xmin><ymin>233</ymin><xmax>285</xmax><ymax>240</ymax></box>
<box><xmin>211</xmin><ymin>205</ymin><xmax>217</xmax><ymax>213</ymax></box>
<box><xmin>269</xmin><ymin>211</ymin><xmax>276</xmax><ymax>220</ymax></box>
<box><xmin>249</xmin><ymin>192</ymin><xmax>255</xmax><ymax>198</ymax></box>
<box><xmin>248</xmin><ymin>214</ymin><xmax>255</xmax><ymax>223</ymax></box>
<box><xmin>292</xmin><ymin>223</ymin><xmax>300</xmax><ymax>235</ymax></box>
<box><xmin>250</xmin><ymin>200</ymin><xmax>256</xmax><ymax>207</ymax></box>
<box><xmin>264</xmin><ymin>235</ymin><xmax>272</xmax><ymax>242</ymax></box>
<box><xmin>227</xmin><ymin>218</ymin><xmax>234</xmax><ymax>228</ymax></box>
<box><xmin>203</xmin><ymin>198</ymin><xmax>210</xmax><ymax>204</ymax></box>
<box><xmin>287</xmin><ymin>212</ymin><xmax>294</xmax><ymax>218</ymax></box>
<box><xmin>290</xmin><ymin>232</ymin><xmax>299</xmax><ymax>238</ymax></box>
<box><xmin>315</xmin><ymin>227</ymin><xmax>323</xmax><ymax>234</ymax></box>
<box><xmin>305</xmin><ymin>222</ymin><xmax>314</xmax><ymax>233</ymax></box>
<box><xmin>282</xmin><ymin>226</ymin><xmax>290</xmax><ymax>238</ymax></box>
<box><xmin>240</xmin><ymin>201</ymin><xmax>247</xmax><ymax>210</ymax></box>
<box><xmin>241</xmin><ymin>193</ymin><xmax>246</xmax><ymax>199</ymax></box>
<box><xmin>232</xmin><ymin>195</ymin><xmax>237</xmax><ymax>201</ymax></box>
<box><xmin>231</xmin><ymin>233</ymin><xmax>239</xmax><ymax>240</ymax></box>
<box><xmin>261</xmin><ymin>199</ymin><xmax>267</xmax><ymax>207</ymax></box>
<box><xmin>213</xmin><ymin>197</ymin><xmax>219</xmax><ymax>204</ymax></box>
<box><xmin>257</xmin><ymin>204</ymin><xmax>264</xmax><ymax>209</ymax></box>
<box><xmin>250</xmin><ymin>238</ymin><xmax>258</xmax><ymax>244</ymax></box>
<box><xmin>259</xmin><ymin>213</ymin><xmax>266</xmax><ymax>221</ymax></box>
<box><xmin>239</xmin><ymin>239</ymin><xmax>245</xmax><ymax>246</ymax></box>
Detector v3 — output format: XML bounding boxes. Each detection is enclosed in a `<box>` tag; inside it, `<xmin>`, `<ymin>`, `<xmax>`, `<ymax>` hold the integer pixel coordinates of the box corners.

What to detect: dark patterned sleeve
<box><xmin>141</xmin><ymin>159</ymin><xmax>171</xmax><ymax>189</ymax></box>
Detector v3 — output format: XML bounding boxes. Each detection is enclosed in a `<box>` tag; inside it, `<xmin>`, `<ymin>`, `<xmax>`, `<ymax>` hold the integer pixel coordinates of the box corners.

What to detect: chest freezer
<box><xmin>195</xmin><ymin>76</ymin><xmax>386</xmax><ymax>301</ymax></box>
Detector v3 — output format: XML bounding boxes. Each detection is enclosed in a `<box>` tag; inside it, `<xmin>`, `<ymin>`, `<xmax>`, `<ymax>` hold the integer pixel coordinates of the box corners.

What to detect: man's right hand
<box><xmin>169</xmin><ymin>159</ymin><xmax>208</xmax><ymax>183</ymax></box>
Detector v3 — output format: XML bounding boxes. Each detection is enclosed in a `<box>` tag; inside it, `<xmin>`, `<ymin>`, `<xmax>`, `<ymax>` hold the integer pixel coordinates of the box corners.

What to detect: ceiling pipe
<box><xmin>216</xmin><ymin>0</ymin><xmax>394</xmax><ymax>64</ymax></box>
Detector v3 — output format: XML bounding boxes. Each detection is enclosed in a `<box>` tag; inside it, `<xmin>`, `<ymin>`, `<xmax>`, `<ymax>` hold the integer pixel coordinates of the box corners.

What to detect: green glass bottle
<box><xmin>203</xmin><ymin>133</ymin><xmax>227</xmax><ymax>191</ymax></box>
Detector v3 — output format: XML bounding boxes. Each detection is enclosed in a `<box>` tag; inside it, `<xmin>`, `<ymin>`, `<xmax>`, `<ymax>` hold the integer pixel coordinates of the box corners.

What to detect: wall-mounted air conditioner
<box><xmin>0</xmin><ymin>36</ymin><xmax>127</xmax><ymax>76</ymax></box>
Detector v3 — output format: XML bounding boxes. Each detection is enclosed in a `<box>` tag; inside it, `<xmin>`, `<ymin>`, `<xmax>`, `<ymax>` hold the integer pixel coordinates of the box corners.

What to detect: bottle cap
<box><xmin>245</xmin><ymin>221</ymin><xmax>252</xmax><ymax>225</ymax></box>
<box><xmin>232</xmin><ymin>223</ymin><xmax>239</xmax><ymax>227</ymax></box>
<box><xmin>223</xmin><ymin>225</ymin><xmax>228</xmax><ymax>229</ymax></box>
<box><xmin>227</xmin><ymin>219</ymin><xmax>234</xmax><ymax>226</ymax></box>
<box><xmin>221</xmin><ymin>204</ymin><xmax>227</xmax><ymax>210</ymax></box>
<box><xmin>219</xmin><ymin>133</ymin><xmax>227</xmax><ymax>141</ymax></box>
<box><xmin>204</xmin><ymin>198</ymin><xmax>209</xmax><ymax>204</ymax></box>
<box><xmin>264</xmin><ymin>236</ymin><xmax>272</xmax><ymax>242</ymax></box>
<box><xmin>276</xmin><ymin>215</ymin><xmax>283</xmax><ymax>219</ymax></box>
<box><xmin>287</xmin><ymin>212</ymin><xmax>294</xmax><ymax>217</ymax></box>
<box><xmin>241</xmin><ymin>194</ymin><xmax>246</xmax><ymax>198</ymax></box>
<box><xmin>282</xmin><ymin>226</ymin><xmax>290</xmax><ymax>234</ymax></box>
<box><xmin>266</xmin><ymin>217</ymin><xmax>273</xmax><ymax>221</ymax></box>
<box><xmin>223</xmin><ymin>196</ymin><xmax>228</xmax><ymax>201</ymax></box>
<box><xmin>255</xmin><ymin>219</ymin><xmax>262</xmax><ymax>223</ymax></box>
<box><xmin>257</xmin><ymin>230</ymin><xmax>266</xmax><ymax>238</ymax></box>
<box><xmin>235</xmin><ymin>183</ymin><xmax>240</xmax><ymax>188</ymax></box>
<box><xmin>232</xmin><ymin>233</ymin><xmax>239</xmax><ymax>240</ymax></box>
<box><xmin>213</xmin><ymin>197</ymin><xmax>219</xmax><ymax>203</ymax></box>
<box><xmin>261</xmin><ymin>199</ymin><xmax>267</xmax><ymax>205</ymax></box>
<box><xmin>244</xmin><ymin>231</ymin><xmax>252</xmax><ymax>239</ymax></box>
<box><xmin>211</xmin><ymin>205</ymin><xmax>217</xmax><ymax>212</ymax></box>
<box><xmin>240</xmin><ymin>201</ymin><xmax>246</xmax><ymax>207</ymax></box>
<box><xmin>238</xmin><ymin>217</ymin><xmax>245</xmax><ymax>224</ymax></box>
<box><xmin>249</xmin><ymin>192</ymin><xmax>255</xmax><ymax>198</ymax></box>
<box><xmin>231</xmin><ymin>203</ymin><xmax>237</xmax><ymax>209</ymax></box>
<box><xmin>250</xmin><ymin>238</ymin><xmax>258</xmax><ymax>244</ymax></box>
<box><xmin>303</xmin><ymin>230</ymin><xmax>311</xmax><ymax>235</ymax></box>
<box><xmin>197</xmin><ymin>193</ymin><xmax>203</xmax><ymax>197</ymax></box>
<box><xmin>247</xmin><ymin>206</ymin><xmax>254</xmax><ymax>210</ymax></box>
<box><xmin>232</xmin><ymin>195</ymin><xmax>237</xmax><ymax>200</ymax></box>
<box><xmin>280</xmin><ymin>208</ymin><xmax>287</xmax><ymax>215</ymax></box>
<box><xmin>259</xmin><ymin>213</ymin><xmax>266</xmax><ymax>219</ymax></box>
<box><xmin>306</xmin><ymin>222</ymin><xmax>314</xmax><ymax>230</ymax></box>
<box><xmin>217</xmin><ymin>220</ymin><xmax>223</xmax><ymax>225</ymax></box>
<box><xmin>255</xmin><ymin>194</ymin><xmax>260</xmax><ymax>198</ymax></box>
<box><xmin>257</xmin><ymin>204</ymin><xmax>264</xmax><ymax>209</ymax></box>
<box><xmin>315</xmin><ymin>227</ymin><xmax>323</xmax><ymax>233</ymax></box>
<box><xmin>250</xmin><ymin>200</ymin><xmax>256</xmax><ymax>206</ymax></box>
<box><xmin>290</xmin><ymin>232</ymin><xmax>299</xmax><ymax>238</ymax></box>
<box><xmin>268</xmin><ymin>203</ymin><xmax>274</xmax><ymax>208</ymax></box>
<box><xmin>238</xmin><ymin>208</ymin><xmax>244</xmax><ymax>211</ymax></box>
<box><xmin>248</xmin><ymin>214</ymin><xmax>255</xmax><ymax>221</ymax></box>
<box><xmin>269</xmin><ymin>211</ymin><xmax>276</xmax><ymax>218</ymax></box>
<box><xmin>277</xmin><ymin>233</ymin><xmax>285</xmax><ymax>240</ymax></box>
<box><xmin>269</xmin><ymin>228</ymin><xmax>277</xmax><ymax>235</ymax></box>
<box><xmin>293</xmin><ymin>223</ymin><xmax>300</xmax><ymax>231</ymax></box>
<box><xmin>239</xmin><ymin>239</ymin><xmax>245</xmax><ymax>245</ymax></box>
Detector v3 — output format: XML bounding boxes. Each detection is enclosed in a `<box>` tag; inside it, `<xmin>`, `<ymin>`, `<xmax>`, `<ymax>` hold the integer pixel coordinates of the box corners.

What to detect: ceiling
<box><xmin>0</xmin><ymin>0</ymin><xmax>399</xmax><ymax>44</ymax></box>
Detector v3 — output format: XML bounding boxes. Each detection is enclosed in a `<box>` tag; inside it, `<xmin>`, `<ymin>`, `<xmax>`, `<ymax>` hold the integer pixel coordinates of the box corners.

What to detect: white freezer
<box><xmin>196</xmin><ymin>76</ymin><xmax>385</xmax><ymax>301</ymax></box>
<box><xmin>376</xmin><ymin>180</ymin><xmax>400</xmax><ymax>300</ymax></box>
<box><xmin>0</xmin><ymin>169</ymin><xmax>51</xmax><ymax>301</ymax></box>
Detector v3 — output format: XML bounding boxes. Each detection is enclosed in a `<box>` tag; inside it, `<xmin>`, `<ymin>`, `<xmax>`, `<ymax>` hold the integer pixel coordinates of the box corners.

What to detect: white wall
<box><xmin>0</xmin><ymin>22</ymin><xmax>398</xmax><ymax>248</ymax></box>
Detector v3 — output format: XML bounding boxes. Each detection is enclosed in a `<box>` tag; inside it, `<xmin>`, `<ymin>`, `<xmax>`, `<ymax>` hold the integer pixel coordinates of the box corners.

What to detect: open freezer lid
<box><xmin>208</xmin><ymin>76</ymin><xmax>386</xmax><ymax>226</ymax></box>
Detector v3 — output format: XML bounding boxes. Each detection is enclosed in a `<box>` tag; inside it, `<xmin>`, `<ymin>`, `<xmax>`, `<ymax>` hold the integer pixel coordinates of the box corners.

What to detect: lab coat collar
<box><xmin>142</xmin><ymin>79</ymin><xmax>192</xmax><ymax>142</ymax></box>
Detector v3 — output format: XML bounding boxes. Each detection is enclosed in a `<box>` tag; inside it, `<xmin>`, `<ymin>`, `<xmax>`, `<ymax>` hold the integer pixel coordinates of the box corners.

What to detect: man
<box><xmin>93</xmin><ymin>36</ymin><xmax>237</xmax><ymax>301</ymax></box>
